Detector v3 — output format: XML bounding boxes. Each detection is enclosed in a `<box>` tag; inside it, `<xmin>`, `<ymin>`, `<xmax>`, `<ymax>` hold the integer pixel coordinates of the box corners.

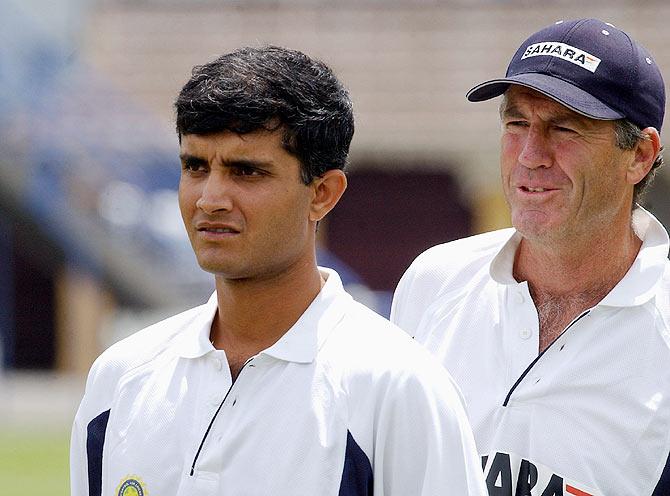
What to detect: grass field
<box><xmin>0</xmin><ymin>428</ymin><xmax>70</xmax><ymax>495</ymax></box>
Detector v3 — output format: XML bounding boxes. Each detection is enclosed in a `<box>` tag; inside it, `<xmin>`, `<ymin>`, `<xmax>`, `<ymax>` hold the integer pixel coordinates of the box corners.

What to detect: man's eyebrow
<box><xmin>500</xmin><ymin>104</ymin><xmax>589</xmax><ymax>127</ymax></box>
<box><xmin>220</xmin><ymin>158</ymin><xmax>276</xmax><ymax>169</ymax></box>
<box><xmin>179</xmin><ymin>154</ymin><xmax>208</xmax><ymax>167</ymax></box>
<box><xmin>179</xmin><ymin>153</ymin><xmax>277</xmax><ymax>169</ymax></box>
<box><xmin>499</xmin><ymin>104</ymin><xmax>524</xmax><ymax>119</ymax></box>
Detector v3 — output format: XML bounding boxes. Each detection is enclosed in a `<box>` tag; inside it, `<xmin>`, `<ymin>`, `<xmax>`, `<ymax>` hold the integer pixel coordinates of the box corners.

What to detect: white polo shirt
<box><xmin>392</xmin><ymin>208</ymin><xmax>670</xmax><ymax>496</ymax></box>
<box><xmin>71</xmin><ymin>268</ymin><xmax>486</xmax><ymax>496</ymax></box>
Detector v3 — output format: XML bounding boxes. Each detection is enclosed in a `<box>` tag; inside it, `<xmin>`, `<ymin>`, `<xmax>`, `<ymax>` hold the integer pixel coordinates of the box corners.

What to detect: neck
<box><xmin>212</xmin><ymin>258</ymin><xmax>324</xmax><ymax>354</ymax></box>
<box><xmin>514</xmin><ymin>216</ymin><xmax>642</xmax><ymax>353</ymax></box>
<box><xmin>514</xmin><ymin>218</ymin><xmax>641</xmax><ymax>298</ymax></box>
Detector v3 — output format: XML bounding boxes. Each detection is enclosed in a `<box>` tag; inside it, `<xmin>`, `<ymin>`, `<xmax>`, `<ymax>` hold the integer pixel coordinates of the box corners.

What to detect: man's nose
<box><xmin>518</xmin><ymin>127</ymin><xmax>552</xmax><ymax>170</ymax></box>
<box><xmin>196</xmin><ymin>172</ymin><xmax>234</xmax><ymax>214</ymax></box>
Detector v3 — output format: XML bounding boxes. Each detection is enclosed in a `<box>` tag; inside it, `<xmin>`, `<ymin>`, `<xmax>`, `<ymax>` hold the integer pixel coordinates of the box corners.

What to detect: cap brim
<box><xmin>466</xmin><ymin>73</ymin><xmax>625</xmax><ymax>121</ymax></box>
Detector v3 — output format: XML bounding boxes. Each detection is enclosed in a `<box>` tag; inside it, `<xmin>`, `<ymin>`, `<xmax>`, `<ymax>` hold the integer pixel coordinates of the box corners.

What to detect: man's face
<box><xmin>178</xmin><ymin>128</ymin><xmax>316</xmax><ymax>281</ymax></box>
<box><xmin>500</xmin><ymin>86</ymin><xmax>636</xmax><ymax>243</ymax></box>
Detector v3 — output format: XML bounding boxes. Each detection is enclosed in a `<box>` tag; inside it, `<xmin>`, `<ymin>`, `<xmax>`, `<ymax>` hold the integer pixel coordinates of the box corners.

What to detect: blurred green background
<box><xmin>0</xmin><ymin>374</ymin><xmax>80</xmax><ymax>495</ymax></box>
<box><xmin>0</xmin><ymin>429</ymin><xmax>69</xmax><ymax>496</ymax></box>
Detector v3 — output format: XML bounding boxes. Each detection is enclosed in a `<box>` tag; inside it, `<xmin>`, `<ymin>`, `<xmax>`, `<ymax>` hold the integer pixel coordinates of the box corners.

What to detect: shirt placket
<box><xmin>190</xmin><ymin>354</ymin><xmax>258</xmax><ymax>477</ymax></box>
<box><xmin>503</xmin><ymin>281</ymin><xmax>540</xmax><ymax>388</ymax></box>
<box><xmin>503</xmin><ymin>304</ymin><xmax>591</xmax><ymax>407</ymax></box>
<box><xmin>176</xmin><ymin>350</ymin><xmax>233</xmax><ymax>495</ymax></box>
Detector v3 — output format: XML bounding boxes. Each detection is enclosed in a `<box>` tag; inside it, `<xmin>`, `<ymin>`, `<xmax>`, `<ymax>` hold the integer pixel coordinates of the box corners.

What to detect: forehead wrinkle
<box><xmin>180</xmin><ymin>133</ymin><xmax>282</xmax><ymax>170</ymax></box>
<box><xmin>501</xmin><ymin>93</ymin><xmax>602</xmax><ymax>131</ymax></box>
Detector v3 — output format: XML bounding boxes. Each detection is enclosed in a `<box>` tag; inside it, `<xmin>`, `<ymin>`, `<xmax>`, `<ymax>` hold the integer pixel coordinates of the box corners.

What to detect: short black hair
<box><xmin>175</xmin><ymin>45</ymin><xmax>354</xmax><ymax>184</ymax></box>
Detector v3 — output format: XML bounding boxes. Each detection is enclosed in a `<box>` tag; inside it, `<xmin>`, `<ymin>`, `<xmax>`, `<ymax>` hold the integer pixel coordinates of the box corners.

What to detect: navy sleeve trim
<box><xmin>652</xmin><ymin>449</ymin><xmax>670</xmax><ymax>496</ymax></box>
<box><xmin>339</xmin><ymin>430</ymin><xmax>373</xmax><ymax>496</ymax></box>
<box><xmin>86</xmin><ymin>409</ymin><xmax>111</xmax><ymax>496</ymax></box>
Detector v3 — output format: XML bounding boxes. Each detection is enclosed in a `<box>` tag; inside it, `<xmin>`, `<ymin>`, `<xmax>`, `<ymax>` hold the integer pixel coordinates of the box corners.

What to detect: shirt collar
<box><xmin>599</xmin><ymin>207</ymin><xmax>669</xmax><ymax>307</ymax></box>
<box><xmin>489</xmin><ymin>229</ymin><xmax>522</xmax><ymax>285</ymax></box>
<box><xmin>176</xmin><ymin>268</ymin><xmax>350</xmax><ymax>362</ymax></box>
<box><xmin>488</xmin><ymin>207</ymin><xmax>670</xmax><ymax>306</ymax></box>
<box><xmin>177</xmin><ymin>292</ymin><xmax>218</xmax><ymax>359</ymax></box>
<box><xmin>260</xmin><ymin>267</ymin><xmax>350</xmax><ymax>363</ymax></box>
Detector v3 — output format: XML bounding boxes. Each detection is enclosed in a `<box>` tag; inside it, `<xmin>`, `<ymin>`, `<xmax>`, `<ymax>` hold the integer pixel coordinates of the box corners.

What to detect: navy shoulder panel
<box><xmin>339</xmin><ymin>430</ymin><xmax>373</xmax><ymax>496</ymax></box>
<box><xmin>652</xmin><ymin>449</ymin><xmax>670</xmax><ymax>496</ymax></box>
<box><xmin>86</xmin><ymin>409</ymin><xmax>111</xmax><ymax>496</ymax></box>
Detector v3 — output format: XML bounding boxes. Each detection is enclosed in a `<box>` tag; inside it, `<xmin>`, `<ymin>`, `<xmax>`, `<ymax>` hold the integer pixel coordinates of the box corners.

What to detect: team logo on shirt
<box><xmin>116</xmin><ymin>476</ymin><xmax>147</xmax><ymax>496</ymax></box>
<box><xmin>482</xmin><ymin>452</ymin><xmax>602</xmax><ymax>496</ymax></box>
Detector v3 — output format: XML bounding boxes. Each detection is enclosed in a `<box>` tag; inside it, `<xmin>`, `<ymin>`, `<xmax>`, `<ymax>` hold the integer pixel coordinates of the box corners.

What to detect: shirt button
<box><xmin>515</xmin><ymin>292</ymin><xmax>525</xmax><ymax>304</ymax></box>
<box><xmin>210</xmin><ymin>396</ymin><xmax>221</xmax><ymax>407</ymax></box>
<box><xmin>519</xmin><ymin>329</ymin><xmax>532</xmax><ymax>340</ymax></box>
<box><xmin>211</xmin><ymin>357</ymin><xmax>223</xmax><ymax>371</ymax></box>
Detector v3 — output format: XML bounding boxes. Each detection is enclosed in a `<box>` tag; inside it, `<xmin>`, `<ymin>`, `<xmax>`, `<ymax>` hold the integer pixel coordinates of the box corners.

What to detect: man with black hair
<box><xmin>393</xmin><ymin>19</ymin><xmax>670</xmax><ymax>495</ymax></box>
<box><xmin>70</xmin><ymin>46</ymin><xmax>486</xmax><ymax>496</ymax></box>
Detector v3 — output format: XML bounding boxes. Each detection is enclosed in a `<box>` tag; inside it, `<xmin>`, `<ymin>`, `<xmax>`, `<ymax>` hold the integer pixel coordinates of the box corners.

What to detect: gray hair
<box><xmin>613</xmin><ymin>119</ymin><xmax>664</xmax><ymax>205</ymax></box>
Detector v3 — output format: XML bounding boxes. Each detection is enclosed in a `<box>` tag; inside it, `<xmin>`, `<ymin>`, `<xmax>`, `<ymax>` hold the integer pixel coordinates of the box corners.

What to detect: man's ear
<box><xmin>627</xmin><ymin>127</ymin><xmax>661</xmax><ymax>185</ymax></box>
<box><xmin>309</xmin><ymin>169</ymin><xmax>347</xmax><ymax>222</ymax></box>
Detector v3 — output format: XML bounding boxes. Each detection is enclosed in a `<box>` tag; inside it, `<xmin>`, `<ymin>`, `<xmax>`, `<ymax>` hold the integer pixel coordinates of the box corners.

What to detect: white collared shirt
<box><xmin>392</xmin><ymin>208</ymin><xmax>670</xmax><ymax>495</ymax></box>
<box><xmin>71</xmin><ymin>268</ymin><xmax>486</xmax><ymax>496</ymax></box>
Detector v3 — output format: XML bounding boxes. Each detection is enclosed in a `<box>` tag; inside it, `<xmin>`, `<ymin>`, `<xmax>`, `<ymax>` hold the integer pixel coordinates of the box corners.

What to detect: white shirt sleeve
<box><xmin>391</xmin><ymin>256</ymin><xmax>427</xmax><ymax>337</ymax></box>
<box><xmin>69</xmin><ymin>351</ymin><xmax>119</xmax><ymax>496</ymax></box>
<box><xmin>379</xmin><ymin>364</ymin><xmax>486</xmax><ymax>495</ymax></box>
<box><xmin>345</xmin><ymin>338</ymin><xmax>487</xmax><ymax>495</ymax></box>
<box><xmin>70</xmin><ymin>411</ymin><xmax>88</xmax><ymax>496</ymax></box>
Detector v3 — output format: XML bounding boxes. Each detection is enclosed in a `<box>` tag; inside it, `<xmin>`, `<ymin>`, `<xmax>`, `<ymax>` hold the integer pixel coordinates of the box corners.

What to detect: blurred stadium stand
<box><xmin>2</xmin><ymin>0</ymin><xmax>670</xmax><ymax>375</ymax></box>
<box><xmin>0</xmin><ymin>0</ymin><xmax>390</xmax><ymax>374</ymax></box>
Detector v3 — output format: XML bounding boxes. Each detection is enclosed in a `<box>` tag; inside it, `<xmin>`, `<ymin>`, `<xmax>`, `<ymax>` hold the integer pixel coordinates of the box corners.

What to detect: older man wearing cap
<box><xmin>392</xmin><ymin>18</ymin><xmax>670</xmax><ymax>496</ymax></box>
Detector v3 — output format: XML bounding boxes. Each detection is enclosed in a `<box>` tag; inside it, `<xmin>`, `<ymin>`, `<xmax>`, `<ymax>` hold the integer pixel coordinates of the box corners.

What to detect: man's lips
<box><xmin>195</xmin><ymin>222</ymin><xmax>241</xmax><ymax>236</ymax></box>
<box><xmin>199</xmin><ymin>227</ymin><xmax>238</xmax><ymax>233</ymax></box>
<box><xmin>518</xmin><ymin>185</ymin><xmax>558</xmax><ymax>193</ymax></box>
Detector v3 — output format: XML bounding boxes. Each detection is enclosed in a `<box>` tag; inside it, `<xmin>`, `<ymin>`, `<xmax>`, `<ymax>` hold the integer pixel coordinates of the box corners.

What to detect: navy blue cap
<box><xmin>467</xmin><ymin>19</ymin><xmax>665</xmax><ymax>132</ymax></box>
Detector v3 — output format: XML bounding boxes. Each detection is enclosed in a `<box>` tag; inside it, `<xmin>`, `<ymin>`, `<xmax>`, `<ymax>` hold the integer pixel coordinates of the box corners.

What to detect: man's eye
<box><xmin>182</xmin><ymin>162</ymin><xmax>206</xmax><ymax>172</ymax></box>
<box><xmin>235</xmin><ymin>166</ymin><xmax>262</xmax><ymax>176</ymax></box>
<box><xmin>506</xmin><ymin>120</ymin><xmax>528</xmax><ymax>128</ymax></box>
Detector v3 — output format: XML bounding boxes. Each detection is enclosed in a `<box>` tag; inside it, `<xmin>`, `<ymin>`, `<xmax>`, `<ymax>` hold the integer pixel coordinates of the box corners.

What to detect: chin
<box><xmin>512</xmin><ymin>218</ymin><xmax>553</xmax><ymax>240</ymax></box>
<box><xmin>196</xmin><ymin>258</ymin><xmax>239</xmax><ymax>277</ymax></box>
<box><xmin>516</xmin><ymin>220</ymin><xmax>572</xmax><ymax>244</ymax></box>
